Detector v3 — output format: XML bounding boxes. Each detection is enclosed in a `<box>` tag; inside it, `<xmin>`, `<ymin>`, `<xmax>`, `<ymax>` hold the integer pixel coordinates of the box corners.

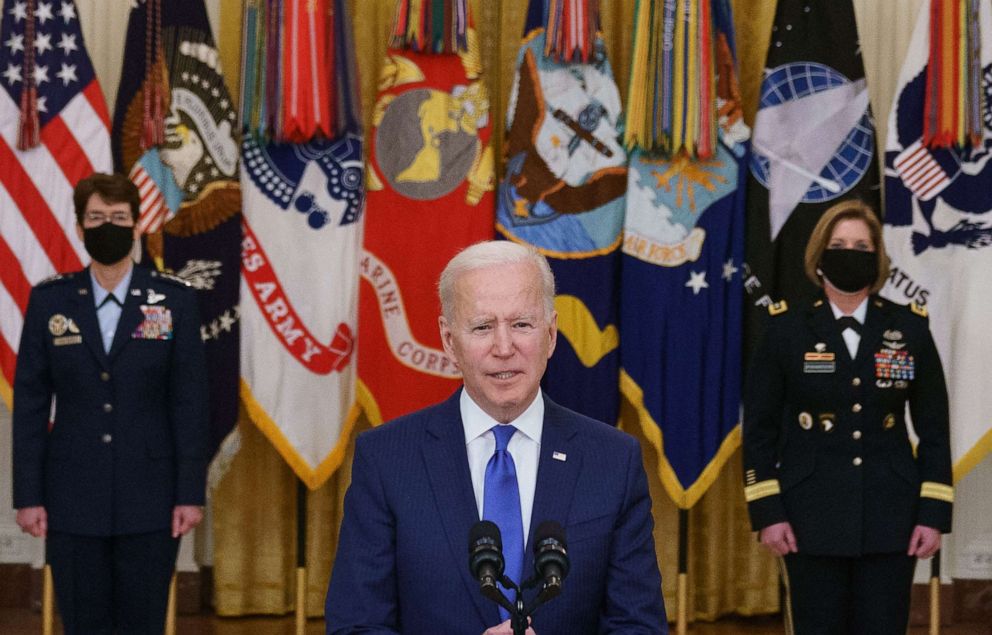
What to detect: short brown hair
<box><xmin>73</xmin><ymin>173</ymin><xmax>140</xmax><ymax>225</ymax></box>
<box><xmin>804</xmin><ymin>199</ymin><xmax>890</xmax><ymax>294</ymax></box>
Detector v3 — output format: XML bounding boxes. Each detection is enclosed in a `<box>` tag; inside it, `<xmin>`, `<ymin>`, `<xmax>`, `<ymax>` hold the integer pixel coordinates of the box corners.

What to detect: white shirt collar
<box><xmin>90</xmin><ymin>265</ymin><xmax>134</xmax><ymax>307</ymax></box>
<box><xmin>461</xmin><ymin>388</ymin><xmax>544</xmax><ymax>447</ymax></box>
<box><xmin>828</xmin><ymin>296</ymin><xmax>868</xmax><ymax>324</ymax></box>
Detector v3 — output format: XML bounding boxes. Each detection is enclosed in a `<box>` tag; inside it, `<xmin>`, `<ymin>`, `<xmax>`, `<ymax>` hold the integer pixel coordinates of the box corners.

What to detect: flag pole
<box><xmin>676</xmin><ymin>508</ymin><xmax>688</xmax><ymax>635</ymax></box>
<box><xmin>165</xmin><ymin>573</ymin><xmax>177</xmax><ymax>635</ymax></box>
<box><xmin>42</xmin><ymin>556</ymin><xmax>54</xmax><ymax>635</ymax></box>
<box><xmin>929</xmin><ymin>551</ymin><xmax>941</xmax><ymax>635</ymax></box>
<box><xmin>296</xmin><ymin>479</ymin><xmax>308</xmax><ymax>635</ymax></box>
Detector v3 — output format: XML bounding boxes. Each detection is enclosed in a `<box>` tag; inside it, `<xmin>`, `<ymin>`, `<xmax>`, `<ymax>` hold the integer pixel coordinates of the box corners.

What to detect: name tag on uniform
<box><xmin>803</xmin><ymin>351</ymin><xmax>835</xmax><ymax>373</ymax></box>
<box><xmin>132</xmin><ymin>306</ymin><xmax>174</xmax><ymax>340</ymax></box>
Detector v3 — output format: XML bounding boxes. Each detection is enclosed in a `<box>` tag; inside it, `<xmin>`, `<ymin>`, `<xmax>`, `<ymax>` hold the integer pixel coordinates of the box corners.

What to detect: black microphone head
<box><xmin>533</xmin><ymin>520</ymin><xmax>569</xmax><ymax>581</ymax></box>
<box><xmin>469</xmin><ymin>520</ymin><xmax>502</xmax><ymax>551</ymax></box>
<box><xmin>469</xmin><ymin>520</ymin><xmax>504</xmax><ymax>582</ymax></box>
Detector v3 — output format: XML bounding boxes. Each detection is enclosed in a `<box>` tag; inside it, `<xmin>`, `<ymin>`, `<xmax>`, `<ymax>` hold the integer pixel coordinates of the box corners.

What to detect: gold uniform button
<box><xmin>853</xmin><ymin>457</ymin><xmax>863</xmax><ymax>466</ymax></box>
<box><xmin>852</xmin><ymin>403</ymin><xmax>862</xmax><ymax>413</ymax></box>
<box><xmin>852</xmin><ymin>430</ymin><xmax>862</xmax><ymax>440</ymax></box>
<box><xmin>101</xmin><ymin>433</ymin><xmax>112</xmax><ymax>444</ymax></box>
<box><xmin>852</xmin><ymin>377</ymin><xmax>861</xmax><ymax>387</ymax></box>
<box><xmin>100</xmin><ymin>372</ymin><xmax>110</xmax><ymax>381</ymax></box>
<box><xmin>103</xmin><ymin>403</ymin><xmax>113</xmax><ymax>413</ymax></box>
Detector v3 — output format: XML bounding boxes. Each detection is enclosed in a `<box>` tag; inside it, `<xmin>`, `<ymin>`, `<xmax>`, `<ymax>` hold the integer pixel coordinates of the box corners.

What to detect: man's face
<box><xmin>439</xmin><ymin>261</ymin><xmax>557</xmax><ymax>424</ymax></box>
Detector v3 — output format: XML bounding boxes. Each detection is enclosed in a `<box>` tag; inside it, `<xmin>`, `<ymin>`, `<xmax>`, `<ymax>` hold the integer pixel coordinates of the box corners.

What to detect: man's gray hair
<box><xmin>438</xmin><ymin>240</ymin><xmax>555</xmax><ymax>320</ymax></box>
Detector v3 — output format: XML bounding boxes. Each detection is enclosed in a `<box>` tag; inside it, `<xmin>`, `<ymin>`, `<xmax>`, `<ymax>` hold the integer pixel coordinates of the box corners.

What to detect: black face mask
<box><xmin>83</xmin><ymin>222</ymin><xmax>134</xmax><ymax>265</ymax></box>
<box><xmin>819</xmin><ymin>248</ymin><xmax>878</xmax><ymax>293</ymax></box>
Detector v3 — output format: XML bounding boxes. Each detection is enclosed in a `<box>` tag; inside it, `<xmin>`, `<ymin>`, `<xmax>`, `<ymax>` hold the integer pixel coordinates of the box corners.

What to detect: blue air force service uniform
<box><xmin>12</xmin><ymin>265</ymin><xmax>209</xmax><ymax>633</ymax></box>
<box><xmin>742</xmin><ymin>296</ymin><xmax>952</xmax><ymax>634</ymax></box>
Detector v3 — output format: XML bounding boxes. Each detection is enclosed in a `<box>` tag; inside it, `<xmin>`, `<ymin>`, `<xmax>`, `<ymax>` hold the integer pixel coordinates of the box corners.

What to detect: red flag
<box><xmin>358</xmin><ymin>26</ymin><xmax>494</xmax><ymax>425</ymax></box>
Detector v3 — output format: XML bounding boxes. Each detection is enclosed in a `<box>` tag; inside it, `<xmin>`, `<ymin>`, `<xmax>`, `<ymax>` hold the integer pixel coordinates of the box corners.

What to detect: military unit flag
<box><xmin>883</xmin><ymin>0</ymin><xmax>992</xmax><ymax>481</ymax></box>
<box><xmin>743</xmin><ymin>0</ymin><xmax>880</xmax><ymax>350</ymax></box>
<box><xmin>357</xmin><ymin>1</ymin><xmax>494</xmax><ymax>426</ymax></box>
<box><xmin>620</xmin><ymin>0</ymin><xmax>748</xmax><ymax>508</ymax></box>
<box><xmin>497</xmin><ymin>0</ymin><xmax>626</xmax><ymax>426</ymax></box>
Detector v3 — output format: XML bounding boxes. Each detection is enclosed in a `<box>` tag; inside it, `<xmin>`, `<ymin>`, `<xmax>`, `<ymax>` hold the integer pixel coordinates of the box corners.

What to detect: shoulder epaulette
<box><xmin>910</xmin><ymin>302</ymin><xmax>928</xmax><ymax>318</ymax></box>
<box><xmin>151</xmin><ymin>270</ymin><xmax>193</xmax><ymax>288</ymax></box>
<box><xmin>36</xmin><ymin>272</ymin><xmax>74</xmax><ymax>288</ymax></box>
<box><xmin>768</xmin><ymin>300</ymin><xmax>788</xmax><ymax>316</ymax></box>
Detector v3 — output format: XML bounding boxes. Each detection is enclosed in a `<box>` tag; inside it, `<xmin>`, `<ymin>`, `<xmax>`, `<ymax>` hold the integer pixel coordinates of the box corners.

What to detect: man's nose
<box><xmin>491</xmin><ymin>325</ymin><xmax>514</xmax><ymax>356</ymax></box>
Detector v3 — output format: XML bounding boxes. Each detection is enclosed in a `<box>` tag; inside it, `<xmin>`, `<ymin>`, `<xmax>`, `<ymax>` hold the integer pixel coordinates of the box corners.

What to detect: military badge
<box><xmin>883</xmin><ymin>329</ymin><xmax>903</xmax><ymax>341</ymax></box>
<box><xmin>146</xmin><ymin>290</ymin><xmax>166</xmax><ymax>304</ymax></box>
<box><xmin>798</xmin><ymin>412</ymin><xmax>814</xmax><ymax>430</ymax></box>
<box><xmin>804</xmin><ymin>351</ymin><xmax>836</xmax><ymax>373</ymax></box>
<box><xmin>875</xmin><ymin>348</ymin><xmax>915</xmax><ymax>380</ymax></box>
<box><xmin>132</xmin><ymin>306</ymin><xmax>174</xmax><ymax>340</ymax></box>
<box><xmin>49</xmin><ymin>314</ymin><xmax>69</xmax><ymax>336</ymax></box>
<box><xmin>883</xmin><ymin>413</ymin><xmax>896</xmax><ymax>430</ymax></box>
<box><xmin>819</xmin><ymin>414</ymin><xmax>836</xmax><ymax>433</ymax></box>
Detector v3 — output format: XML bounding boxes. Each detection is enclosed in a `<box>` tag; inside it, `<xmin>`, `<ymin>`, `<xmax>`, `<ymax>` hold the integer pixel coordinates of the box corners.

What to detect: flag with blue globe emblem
<box><xmin>743</xmin><ymin>0</ymin><xmax>880</xmax><ymax>353</ymax></box>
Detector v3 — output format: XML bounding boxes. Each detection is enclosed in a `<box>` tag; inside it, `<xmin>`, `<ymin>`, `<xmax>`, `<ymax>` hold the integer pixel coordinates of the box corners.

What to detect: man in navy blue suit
<box><xmin>12</xmin><ymin>173</ymin><xmax>209</xmax><ymax>634</ymax></box>
<box><xmin>325</xmin><ymin>241</ymin><xmax>666</xmax><ymax>634</ymax></box>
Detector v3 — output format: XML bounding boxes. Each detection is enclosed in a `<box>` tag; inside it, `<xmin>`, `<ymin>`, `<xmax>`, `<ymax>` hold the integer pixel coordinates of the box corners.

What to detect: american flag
<box><xmin>0</xmin><ymin>0</ymin><xmax>112</xmax><ymax>404</ymax></box>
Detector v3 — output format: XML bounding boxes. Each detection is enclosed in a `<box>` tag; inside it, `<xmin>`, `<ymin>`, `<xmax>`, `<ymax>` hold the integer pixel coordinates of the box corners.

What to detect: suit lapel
<box><xmin>108</xmin><ymin>267</ymin><xmax>146</xmax><ymax>361</ymax></box>
<box><xmin>855</xmin><ymin>297</ymin><xmax>890</xmax><ymax>369</ymax></box>
<box><xmin>70</xmin><ymin>269</ymin><xmax>109</xmax><ymax>369</ymax></box>
<box><xmin>523</xmin><ymin>397</ymin><xmax>581</xmax><ymax>580</ymax></box>
<box><xmin>421</xmin><ymin>391</ymin><xmax>497</xmax><ymax>625</ymax></box>
<box><xmin>806</xmin><ymin>300</ymin><xmax>852</xmax><ymax>370</ymax></box>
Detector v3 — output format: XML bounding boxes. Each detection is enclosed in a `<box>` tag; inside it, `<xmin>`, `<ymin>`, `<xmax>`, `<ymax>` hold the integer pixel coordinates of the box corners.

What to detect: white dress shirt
<box><xmin>830</xmin><ymin>297</ymin><xmax>868</xmax><ymax>359</ymax></box>
<box><xmin>462</xmin><ymin>389</ymin><xmax>543</xmax><ymax>543</ymax></box>
<box><xmin>91</xmin><ymin>266</ymin><xmax>133</xmax><ymax>353</ymax></box>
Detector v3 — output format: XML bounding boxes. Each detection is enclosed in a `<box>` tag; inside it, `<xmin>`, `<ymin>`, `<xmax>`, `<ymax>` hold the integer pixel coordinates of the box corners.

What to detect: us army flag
<box><xmin>112</xmin><ymin>0</ymin><xmax>241</xmax><ymax>464</ymax></box>
<box><xmin>497</xmin><ymin>2</ymin><xmax>627</xmax><ymax>425</ymax></box>
<box><xmin>743</xmin><ymin>0</ymin><xmax>880</xmax><ymax>352</ymax></box>
<box><xmin>239</xmin><ymin>0</ymin><xmax>364</xmax><ymax>488</ymax></box>
<box><xmin>620</xmin><ymin>0</ymin><xmax>749</xmax><ymax>508</ymax></box>
<box><xmin>358</xmin><ymin>21</ymin><xmax>495</xmax><ymax>426</ymax></box>
<box><xmin>883</xmin><ymin>1</ymin><xmax>992</xmax><ymax>480</ymax></box>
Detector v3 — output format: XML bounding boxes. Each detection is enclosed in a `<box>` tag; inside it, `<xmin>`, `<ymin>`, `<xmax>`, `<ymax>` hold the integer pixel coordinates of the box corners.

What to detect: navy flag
<box><xmin>496</xmin><ymin>0</ymin><xmax>626</xmax><ymax>425</ymax></box>
<box><xmin>112</xmin><ymin>0</ymin><xmax>241</xmax><ymax>466</ymax></box>
<box><xmin>743</xmin><ymin>0</ymin><xmax>880</xmax><ymax>351</ymax></box>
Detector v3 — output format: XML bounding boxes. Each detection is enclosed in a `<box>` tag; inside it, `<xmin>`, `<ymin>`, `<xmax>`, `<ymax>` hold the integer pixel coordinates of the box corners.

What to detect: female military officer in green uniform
<box><xmin>742</xmin><ymin>199</ymin><xmax>952</xmax><ymax>634</ymax></box>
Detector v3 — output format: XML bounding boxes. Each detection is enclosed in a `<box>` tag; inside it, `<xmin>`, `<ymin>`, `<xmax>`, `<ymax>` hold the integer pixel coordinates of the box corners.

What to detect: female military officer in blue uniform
<box><xmin>742</xmin><ymin>200</ymin><xmax>952</xmax><ymax>634</ymax></box>
<box><xmin>13</xmin><ymin>173</ymin><xmax>209</xmax><ymax>634</ymax></box>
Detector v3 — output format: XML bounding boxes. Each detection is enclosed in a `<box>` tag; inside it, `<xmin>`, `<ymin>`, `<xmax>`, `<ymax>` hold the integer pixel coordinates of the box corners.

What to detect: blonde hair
<box><xmin>804</xmin><ymin>199</ymin><xmax>890</xmax><ymax>294</ymax></box>
<box><xmin>438</xmin><ymin>241</ymin><xmax>555</xmax><ymax>320</ymax></box>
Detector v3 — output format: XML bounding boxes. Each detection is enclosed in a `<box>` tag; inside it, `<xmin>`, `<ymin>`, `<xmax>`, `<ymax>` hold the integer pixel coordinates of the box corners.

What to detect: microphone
<box><xmin>469</xmin><ymin>521</ymin><xmax>513</xmax><ymax>610</ymax></box>
<box><xmin>532</xmin><ymin>521</ymin><xmax>569</xmax><ymax>602</ymax></box>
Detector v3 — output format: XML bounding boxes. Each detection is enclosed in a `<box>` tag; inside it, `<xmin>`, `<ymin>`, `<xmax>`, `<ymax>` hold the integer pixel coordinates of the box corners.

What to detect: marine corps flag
<box><xmin>112</xmin><ymin>0</ymin><xmax>241</xmax><ymax>465</ymax></box>
<box><xmin>239</xmin><ymin>0</ymin><xmax>364</xmax><ymax>488</ymax></box>
<box><xmin>358</xmin><ymin>0</ymin><xmax>494</xmax><ymax>426</ymax></box>
<box><xmin>497</xmin><ymin>0</ymin><xmax>626</xmax><ymax>425</ymax></box>
<box><xmin>883</xmin><ymin>0</ymin><xmax>992</xmax><ymax>481</ymax></box>
<box><xmin>620</xmin><ymin>0</ymin><xmax>748</xmax><ymax>508</ymax></box>
<box><xmin>743</xmin><ymin>0</ymin><xmax>880</xmax><ymax>349</ymax></box>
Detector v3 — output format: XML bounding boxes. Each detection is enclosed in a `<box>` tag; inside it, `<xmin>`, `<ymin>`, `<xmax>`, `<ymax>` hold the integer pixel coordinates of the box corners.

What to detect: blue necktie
<box><xmin>483</xmin><ymin>424</ymin><xmax>523</xmax><ymax>621</ymax></box>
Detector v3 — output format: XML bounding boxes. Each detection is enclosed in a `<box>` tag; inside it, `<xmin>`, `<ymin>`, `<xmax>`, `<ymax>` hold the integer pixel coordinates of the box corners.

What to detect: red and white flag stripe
<box><xmin>0</xmin><ymin>79</ymin><xmax>111</xmax><ymax>396</ymax></box>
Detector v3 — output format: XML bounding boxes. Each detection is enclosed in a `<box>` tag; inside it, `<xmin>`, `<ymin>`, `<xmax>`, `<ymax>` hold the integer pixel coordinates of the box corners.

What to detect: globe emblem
<box><xmin>749</xmin><ymin>62</ymin><xmax>874</xmax><ymax>203</ymax></box>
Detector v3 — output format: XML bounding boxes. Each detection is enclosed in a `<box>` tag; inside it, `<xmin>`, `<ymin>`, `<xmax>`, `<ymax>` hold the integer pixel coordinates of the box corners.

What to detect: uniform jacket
<box><xmin>742</xmin><ymin>296</ymin><xmax>952</xmax><ymax>556</ymax></box>
<box><xmin>12</xmin><ymin>265</ymin><xmax>209</xmax><ymax>536</ymax></box>
<box><xmin>324</xmin><ymin>390</ymin><xmax>667</xmax><ymax>635</ymax></box>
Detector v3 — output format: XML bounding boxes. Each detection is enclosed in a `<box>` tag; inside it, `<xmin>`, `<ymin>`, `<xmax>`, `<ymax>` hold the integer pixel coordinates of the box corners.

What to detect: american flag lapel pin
<box><xmin>552</xmin><ymin>451</ymin><xmax>567</xmax><ymax>462</ymax></box>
